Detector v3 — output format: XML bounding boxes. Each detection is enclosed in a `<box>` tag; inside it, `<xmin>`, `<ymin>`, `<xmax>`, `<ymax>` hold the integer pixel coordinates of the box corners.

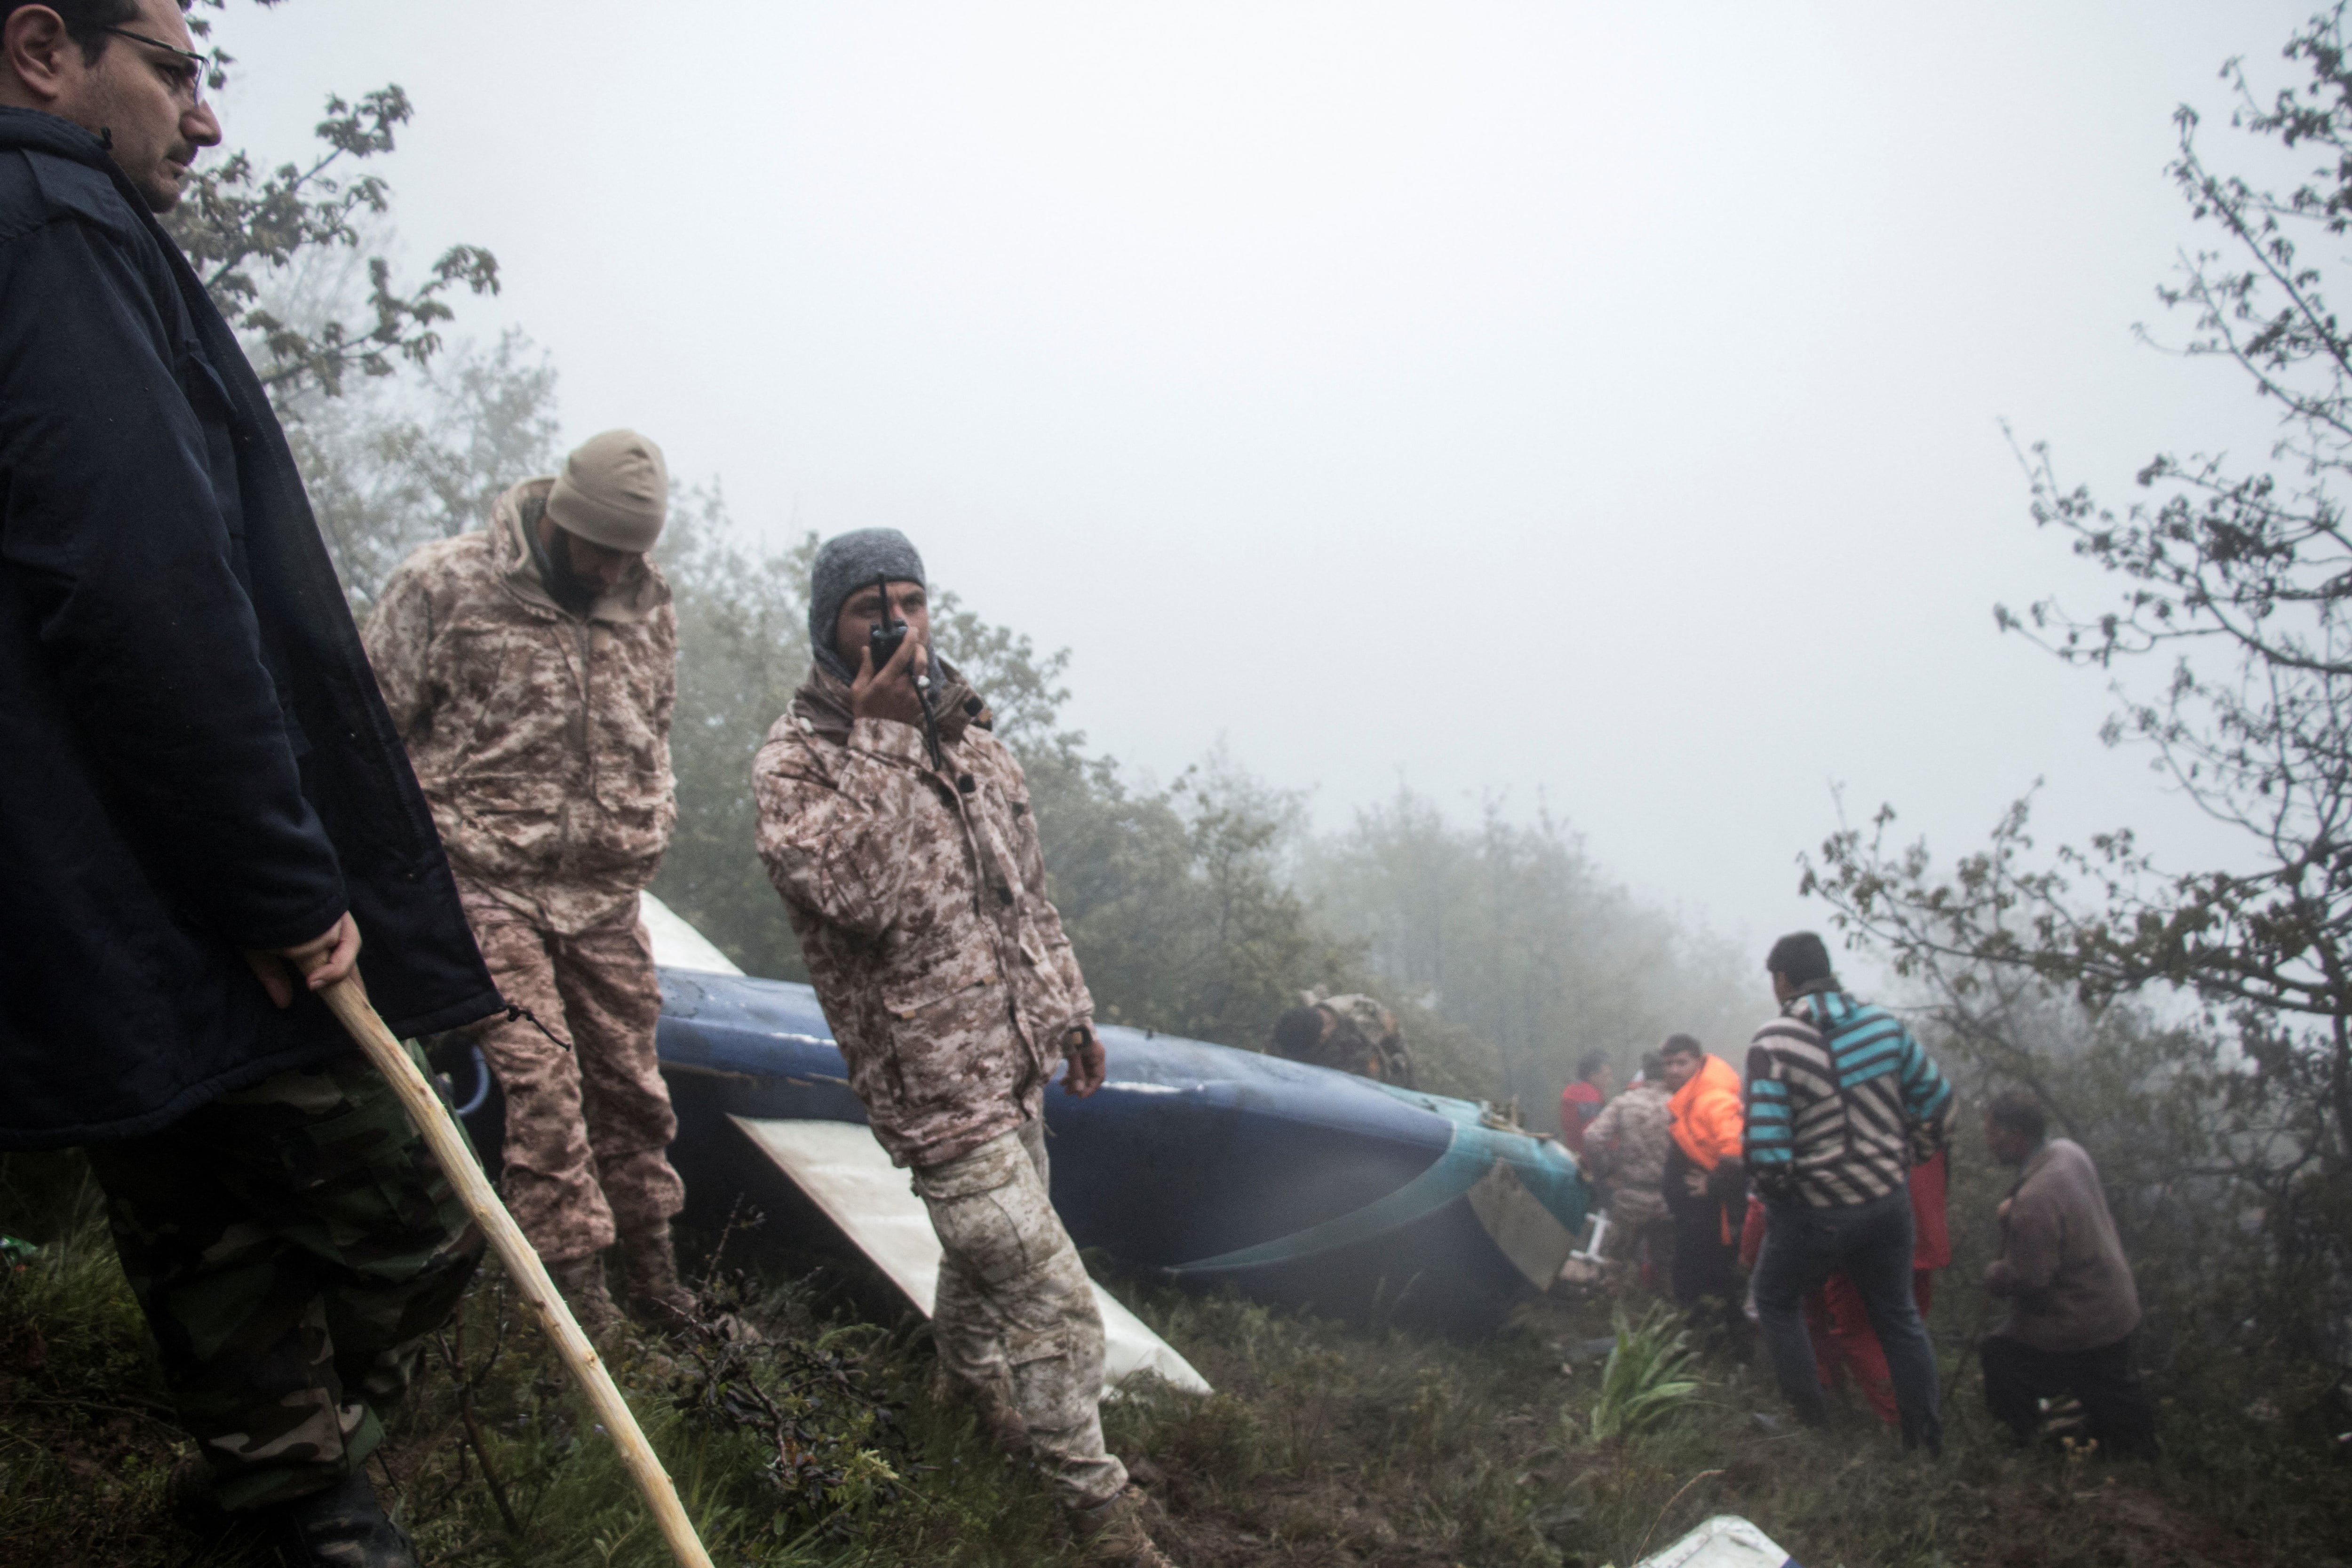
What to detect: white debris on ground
<box><xmin>1634</xmin><ymin>1514</ymin><xmax>1799</xmax><ymax>1568</ymax></box>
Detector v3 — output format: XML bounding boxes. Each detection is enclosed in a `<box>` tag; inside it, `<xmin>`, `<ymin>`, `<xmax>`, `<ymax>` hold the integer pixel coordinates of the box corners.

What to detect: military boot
<box><xmin>546</xmin><ymin>1253</ymin><xmax>628</xmax><ymax>1348</ymax></box>
<box><xmin>261</xmin><ymin>1469</ymin><xmax>419</xmax><ymax>1568</ymax></box>
<box><xmin>1070</xmin><ymin>1484</ymin><xmax>1180</xmax><ymax>1568</ymax></box>
<box><xmin>614</xmin><ymin>1221</ymin><xmax>699</xmax><ymax>1333</ymax></box>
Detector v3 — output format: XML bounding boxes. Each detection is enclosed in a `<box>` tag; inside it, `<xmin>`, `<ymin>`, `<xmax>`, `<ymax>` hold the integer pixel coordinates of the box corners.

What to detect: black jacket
<box><xmin>0</xmin><ymin>109</ymin><xmax>500</xmax><ymax>1148</ymax></box>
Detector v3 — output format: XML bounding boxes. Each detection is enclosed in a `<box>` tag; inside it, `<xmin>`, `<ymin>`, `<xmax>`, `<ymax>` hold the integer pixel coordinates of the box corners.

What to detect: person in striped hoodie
<box><xmin>1743</xmin><ymin>932</ymin><xmax>1953</xmax><ymax>1454</ymax></box>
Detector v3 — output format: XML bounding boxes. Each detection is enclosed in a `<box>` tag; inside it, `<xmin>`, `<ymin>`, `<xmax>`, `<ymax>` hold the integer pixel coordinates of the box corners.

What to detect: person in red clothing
<box><xmin>1740</xmin><ymin>1148</ymin><xmax>1950</xmax><ymax>1425</ymax></box>
<box><xmin>1558</xmin><ymin>1051</ymin><xmax>1613</xmax><ymax>1156</ymax></box>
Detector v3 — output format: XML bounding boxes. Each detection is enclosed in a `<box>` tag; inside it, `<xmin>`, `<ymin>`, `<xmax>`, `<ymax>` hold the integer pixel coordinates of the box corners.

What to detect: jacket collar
<box><xmin>0</xmin><ymin>106</ymin><xmax>114</xmax><ymax>167</ymax></box>
<box><xmin>0</xmin><ymin>109</ymin><xmax>183</xmax><ymax>264</ymax></box>
<box><xmin>1782</xmin><ymin>976</ymin><xmax>1848</xmax><ymax>1025</ymax></box>
<box><xmin>2014</xmin><ymin>1138</ymin><xmax>2055</xmax><ymax>1183</ymax></box>
<box><xmin>486</xmin><ymin>478</ymin><xmax>668</xmax><ymax>625</ymax></box>
<box><xmin>790</xmin><ymin>660</ymin><xmax>990</xmax><ymax>748</ymax></box>
<box><xmin>1994</xmin><ymin>1139</ymin><xmax>2053</xmax><ymax>1205</ymax></box>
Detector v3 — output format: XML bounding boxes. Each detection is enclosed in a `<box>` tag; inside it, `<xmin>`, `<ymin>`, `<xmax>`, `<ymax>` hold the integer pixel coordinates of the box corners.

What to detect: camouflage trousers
<box><xmin>85</xmin><ymin>1043</ymin><xmax>482</xmax><ymax>1510</ymax></box>
<box><xmin>913</xmin><ymin>1119</ymin><xmax>1127</xmax><ymax>1510</ymax></box>
<box><xmin>466</xmin><ymin>892</ymin><xmax>683</xmax><ymax>1264</ymax></box>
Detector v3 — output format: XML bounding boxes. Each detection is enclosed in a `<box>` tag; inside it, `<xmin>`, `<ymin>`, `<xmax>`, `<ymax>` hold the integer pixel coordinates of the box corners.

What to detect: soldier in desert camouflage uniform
<box><xmin>1270</xmin><ymin>989</ymin><xmax>1416</xmax><ymax>1087</ymax></box>
<box><xmin>753</xmin><ymin>530</ymin><xmax>1178</xmax><ymax>1568</ymax></box>
<box><xmin>364</xmin><ymin>430</ymin><xmax>693</xmax><ymax>1340</ymax></box>
<box><xmin>1581</xmin><ymin>1052</ymin><xmax>1676</xmax><ymax>1270</ymax></box>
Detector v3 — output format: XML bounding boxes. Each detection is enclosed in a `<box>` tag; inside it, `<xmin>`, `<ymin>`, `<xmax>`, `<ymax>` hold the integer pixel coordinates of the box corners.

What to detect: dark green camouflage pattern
<box><xmin>86</xmin><ymin>1041</ymin><xmax>482</xmax><ymax>1509</ymax></box>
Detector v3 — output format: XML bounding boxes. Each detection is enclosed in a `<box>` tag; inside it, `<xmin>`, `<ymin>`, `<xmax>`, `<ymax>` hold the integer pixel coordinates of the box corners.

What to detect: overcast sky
<box><xmin>215</xmin><ymin>0</ymin><xmax>2318</xmax><ymax>953</ymax></box>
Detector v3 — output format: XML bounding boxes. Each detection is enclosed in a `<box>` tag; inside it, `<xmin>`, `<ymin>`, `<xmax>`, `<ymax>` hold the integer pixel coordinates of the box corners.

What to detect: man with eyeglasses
<box><xmin>0</xmin><ymin>4</ymin><xmax>501</xmax><ymax>1565</ymax></box>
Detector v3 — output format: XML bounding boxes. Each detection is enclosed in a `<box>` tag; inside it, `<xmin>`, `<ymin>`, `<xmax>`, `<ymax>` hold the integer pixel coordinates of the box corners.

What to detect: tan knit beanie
<box><xmin>545</xmin><ymin>429</ymin><xmax>669</xmax><ymax>552</ymax></box>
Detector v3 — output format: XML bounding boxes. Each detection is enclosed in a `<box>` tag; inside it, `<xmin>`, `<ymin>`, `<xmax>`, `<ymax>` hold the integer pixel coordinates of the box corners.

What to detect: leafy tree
<box><xmin>165</xmin><ymin>28</ymin><xmax>499</xmax><ymax>398</ymax></box>
<box><xmin>1304</xmin><ymin>788</ymin><xmax>1753</xmax><ymax>1119</ymax></box>
<box><xmin>1976</xmin><ymin>12</ymin><xmax>2352</xmax><ymax>1142</ymax></box>
<box><xmin>290</xmin><ymin>330</ymin><xmax>561</xmax><ymax>612</ymax></box>
<box><xmin>157</xmin><ymin>2</ymin><xmax>516</xmax><ymax>612</ymax></box>
<box><xmin>1806</xmin><ymin>8</ymin><xmax>2352</xmax><ymax>1372</ymax></box>
<box><xmin>1037</xmin><ymin>753</ymin><xmax>1366</xmax><ymax>1051</ymax></box>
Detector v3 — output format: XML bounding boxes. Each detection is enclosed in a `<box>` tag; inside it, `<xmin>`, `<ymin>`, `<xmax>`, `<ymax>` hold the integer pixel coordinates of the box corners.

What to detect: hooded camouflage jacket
<box><xmin>362</xmin><ymin>479</ymin><xmax>677</xmax><ymax>934</ymax></box>
<box><xmin>753</xmin><ymin>664</ymin><xmax>1094</xmax><ymax>1169</ymax></box>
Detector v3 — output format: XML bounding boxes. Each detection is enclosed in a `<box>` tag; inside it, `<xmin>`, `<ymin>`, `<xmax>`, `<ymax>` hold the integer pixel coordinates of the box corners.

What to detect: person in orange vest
<box><xmin>1658</xmin><ymin>1033</ymin><xmax>1747</xmax><ymax>1346</ymax></box>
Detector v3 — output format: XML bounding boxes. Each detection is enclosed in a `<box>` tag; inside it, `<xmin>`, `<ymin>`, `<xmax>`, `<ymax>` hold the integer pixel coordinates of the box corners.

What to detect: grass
<box><xmin>5</xmin><ymin>1146</ymin><xmax>2349</xmax><ymax>1568</ymax></box>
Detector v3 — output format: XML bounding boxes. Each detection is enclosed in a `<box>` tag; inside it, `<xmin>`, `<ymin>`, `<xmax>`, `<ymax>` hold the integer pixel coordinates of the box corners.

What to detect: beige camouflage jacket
<box><xmin>362</xmin><ymin>479</ymin><xmax>677</xmax><ymax>935</ymax></box>
<box><xmin>753</xmin><ymin>665</ymin><xmax>1093</xmax><ymax>1169</ymax></box>
<box><xmin>1583</xmin><ymin>1082</ymin><xmax>1672</xmax><ymax>1227</ymax></box>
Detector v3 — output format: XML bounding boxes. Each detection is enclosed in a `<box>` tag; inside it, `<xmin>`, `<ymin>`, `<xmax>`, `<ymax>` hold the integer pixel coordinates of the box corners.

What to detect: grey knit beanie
<box><xmin>547</xmin><ymin>429</ymin><xmax>669</xmax><ymax>552</ymax></box>
<box><xmin>809</xmin><ymin>528</ymin><xmax>927</xmax><ymax>679</ymax></box>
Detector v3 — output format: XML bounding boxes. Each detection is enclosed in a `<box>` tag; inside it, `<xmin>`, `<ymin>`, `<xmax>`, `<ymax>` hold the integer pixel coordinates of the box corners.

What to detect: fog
<box><xmin>214</xmin><ymin>0</ymin><xmax>2310</xmax><ymax>949</ymax></box>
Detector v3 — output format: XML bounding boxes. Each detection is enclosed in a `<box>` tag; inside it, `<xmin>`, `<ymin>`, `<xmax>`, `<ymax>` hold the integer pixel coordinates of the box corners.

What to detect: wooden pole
<box><xmin>317</xmin><ymin>976</ymin><xmax>716</xmax><ymax>1568</ymax></box>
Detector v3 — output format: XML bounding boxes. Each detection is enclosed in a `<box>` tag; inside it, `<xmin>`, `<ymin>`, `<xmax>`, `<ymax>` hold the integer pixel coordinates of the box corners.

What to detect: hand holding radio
<box><xmin>850</xmin><ymin>574</ymin><xmax>930</xmax><ymax>727</ymax></box>
<box><xmin>850</xmin><ymin>574</ymin><xmax>948</xmax><ymax>771</ymax></box>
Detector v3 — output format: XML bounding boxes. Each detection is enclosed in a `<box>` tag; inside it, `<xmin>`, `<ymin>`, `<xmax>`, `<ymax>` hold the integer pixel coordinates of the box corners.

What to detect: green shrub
<box><xmin>1581</xmin><ymin>1302</ymin><xmax>1700</xmax><ymax>1444</ymax></box>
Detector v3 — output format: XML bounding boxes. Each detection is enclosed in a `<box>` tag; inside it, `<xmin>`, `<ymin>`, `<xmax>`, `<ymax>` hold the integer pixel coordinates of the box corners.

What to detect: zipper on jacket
<box><xmin>560</xmin><ymin>619</ymin><xmax>591</xmax><ymax>873</ymax></box>
<box><xmin>934</xmin><ymin>738</ymin><xmax>1042</xmax><ymax>1063</ymax></box>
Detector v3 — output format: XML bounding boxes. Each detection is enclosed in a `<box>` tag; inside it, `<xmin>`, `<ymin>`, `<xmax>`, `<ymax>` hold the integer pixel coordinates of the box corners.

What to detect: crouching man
<box><xmin>753</xmin><ymin>530</ymin><xmax>1176</xmax><ymax>1568</ymax></box>
<box><xmin>1979</xmin><ymin>1090</ymin><xmax>2157</xmax><ymax>1457</ymax></box>
<box><xmin>364</xmin><ymin>430</ymin><xmax>693</xmax><ymax>1340</ymax></box>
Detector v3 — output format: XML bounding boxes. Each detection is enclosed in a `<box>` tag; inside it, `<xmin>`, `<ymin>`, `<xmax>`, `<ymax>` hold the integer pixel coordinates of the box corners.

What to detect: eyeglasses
<box><xmin>103</xmin><ymin>25</ymin><xmax>210</xmax><ymax>104</ymax></box>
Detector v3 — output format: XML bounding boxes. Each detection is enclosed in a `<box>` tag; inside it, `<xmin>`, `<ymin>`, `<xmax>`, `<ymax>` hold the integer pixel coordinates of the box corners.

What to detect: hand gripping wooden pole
<box><xmin>317</xmin><ymin>976</ymin><xmax>716</xmax><ymax>1568</ymax></box>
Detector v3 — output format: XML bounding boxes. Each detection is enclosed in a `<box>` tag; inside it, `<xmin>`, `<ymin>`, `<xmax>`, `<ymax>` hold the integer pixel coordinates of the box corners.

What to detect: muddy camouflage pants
<box><xmin>913</xmin><ymin>1120</ymin><xmax>1128</xmax><ymax>1510</ymax></box>
<box><xmin>467</xmin><ymin>896</ymin><xmax>683</xmax><ymax>1264</ymax></box>
<box><xmin>85</xmin><ymin>1043</ymin><xmax>483</xmax><ymax>1510</ymax></box>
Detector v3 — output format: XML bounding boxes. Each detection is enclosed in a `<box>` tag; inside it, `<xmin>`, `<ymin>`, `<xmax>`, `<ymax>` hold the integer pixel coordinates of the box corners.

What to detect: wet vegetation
<box><xmin>6</xmin><ymin>1147</ymin><xmax>2349</xmax><ymax>1567</ymax></box>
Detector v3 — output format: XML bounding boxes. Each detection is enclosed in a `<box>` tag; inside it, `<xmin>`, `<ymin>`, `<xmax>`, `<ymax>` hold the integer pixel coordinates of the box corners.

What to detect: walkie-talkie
<box><xmin>866</xmin><ymin>573</ymin><xmax>946</xmax><ymax>772</ymax></box>
<box><xmin>866</xmin><ymin>573</ymin><xmax>907</xmax><ymax>674</ymax></box>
